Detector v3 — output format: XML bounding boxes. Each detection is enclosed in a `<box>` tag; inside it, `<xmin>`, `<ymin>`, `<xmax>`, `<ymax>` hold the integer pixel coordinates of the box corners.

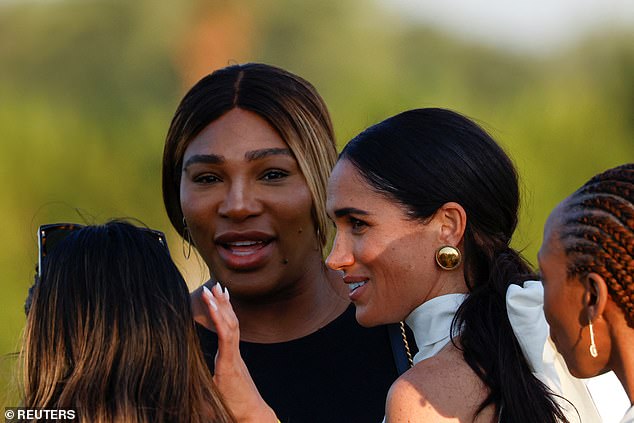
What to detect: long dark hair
<box><xmin>340</xmin><ymin>108</ymin><xmax>567</xmax><ymax>422</ymax></box>
<box><xmin>558</xmin><ymin>163</ymin><xmax>634</xmax><ymax>327</ymax></box>
<box><xmin>22</xmin><ymin>221</ymin><xmax>234</xmax><ymax>423</ymax></box>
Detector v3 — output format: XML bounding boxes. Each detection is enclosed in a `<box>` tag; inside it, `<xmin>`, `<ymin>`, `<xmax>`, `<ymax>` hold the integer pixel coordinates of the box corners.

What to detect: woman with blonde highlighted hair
<box><xmin>22</xmin><ymin>221</ymin><xmax>235</xmax><ymax>423</ymax></box>
<box><xmin>162</xmin><ymin>63</ymin><xmax>409</xmax><ymax>422</ymax></box>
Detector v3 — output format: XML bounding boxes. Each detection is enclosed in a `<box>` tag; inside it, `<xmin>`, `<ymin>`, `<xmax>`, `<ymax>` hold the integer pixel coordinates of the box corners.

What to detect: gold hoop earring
<box><xmin>182</xmin><ymin>217</ymin><xmax>192</xmax><ymax>260</ymax></box>
<box><xmin>589</xmin><ymin>318</ymin><xmax>598</xmax><ymax>358</ymax></box>
<box><xmin>315</xmin><ymin>227</ymin><xmax>322</xmax><ymax>251</ymax></box>
<box><xmin>435</xmin><ymin>246</ymin><xmax>461</xmax><ymax>270</ymax></box>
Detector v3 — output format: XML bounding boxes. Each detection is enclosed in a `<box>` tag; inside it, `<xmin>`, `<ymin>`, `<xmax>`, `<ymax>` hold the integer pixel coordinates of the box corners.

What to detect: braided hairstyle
<box><xmin>558</xmin><ymin>163</ymin><xmax>634</xmax><ymax>327</ymax></box>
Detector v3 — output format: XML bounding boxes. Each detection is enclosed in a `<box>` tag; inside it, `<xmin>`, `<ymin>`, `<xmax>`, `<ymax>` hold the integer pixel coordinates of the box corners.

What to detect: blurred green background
<box><xmin>1</xmin><ymin>0</ymin><xmax>632</xmax><ymax>405</ymax></box>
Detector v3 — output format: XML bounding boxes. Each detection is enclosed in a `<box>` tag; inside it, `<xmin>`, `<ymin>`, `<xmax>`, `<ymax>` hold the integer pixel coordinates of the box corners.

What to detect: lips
<box><xmin>348</xmin><ymin>281</ymin><xmax>367</xmax><ymax>292</ymax></box>
<box><xmin>214</xmin><ymin>231</ymin><xmax>275</xmax><ymax>271</ymax></box>
<box><xmin>343</xmin><ymin>275</ymin><xmax>369</xmax><ymax>300</ymax></box>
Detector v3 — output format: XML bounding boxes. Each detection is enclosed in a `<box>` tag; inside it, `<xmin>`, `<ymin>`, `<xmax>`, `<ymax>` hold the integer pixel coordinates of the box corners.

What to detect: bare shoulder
<box><xmin>385</xmin><ymin>343</ymin><xmax>496</xmax><ymax>422</ymax></box>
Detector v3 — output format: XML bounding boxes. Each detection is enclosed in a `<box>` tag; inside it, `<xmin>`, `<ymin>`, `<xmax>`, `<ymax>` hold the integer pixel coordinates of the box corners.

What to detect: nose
<box><xmin>325</xmin><ymin>232</ymin><xmax>355</xmax><ymax>271</ymax></box>
<box><xmin>218</xmin><ymin>180</ymin><xmax>262</xmax><ymax>221</ymax></box>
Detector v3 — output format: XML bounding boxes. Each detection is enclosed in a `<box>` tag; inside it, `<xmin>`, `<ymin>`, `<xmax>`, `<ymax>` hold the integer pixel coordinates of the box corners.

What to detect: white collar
<box><xmin>621</xmin><ymin>405</ymin><xmax>634</xmax><ymax>423</ymax></box>
<box><xmin>404</xmin><ymin>293</ymin><xmax>467</xmax><ymax>364</ymax></box>
<box><xmin>401</xmin><ymin>282</ymin><xmax>600</xmax><ymax>423</ymax></box>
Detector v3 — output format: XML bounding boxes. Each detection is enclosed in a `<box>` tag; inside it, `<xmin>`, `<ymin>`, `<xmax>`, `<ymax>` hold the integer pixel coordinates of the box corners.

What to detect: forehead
<box><xmin>538</xmin><ymin>204</ymin><xmax>567</xmax><ymax>264</ymax></box>
<box><xmin>184</xmin><ymin>108</ymin><xmax>288</xmax><ymax>157</ymax></box>
<box><xmin>327</xmin><ymin>160</ymin><xmax>391</xmax><ymax>210</ymax></box>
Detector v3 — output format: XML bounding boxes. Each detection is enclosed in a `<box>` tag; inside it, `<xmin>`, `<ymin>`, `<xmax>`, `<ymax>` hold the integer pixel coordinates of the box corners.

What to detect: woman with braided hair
<box><xmin>539</xmin><ymin>163</ymin><xmax>634</xmax><ymax>423</ymax></box>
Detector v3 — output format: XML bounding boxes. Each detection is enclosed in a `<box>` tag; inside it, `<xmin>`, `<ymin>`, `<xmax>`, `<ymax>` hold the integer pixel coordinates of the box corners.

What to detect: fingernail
<box><xmin>202</xmin><ymin>286</ymin><xmax>212</xmax><ymax>299</ymax></box>
<box><xmin>208</xmin><ymin>297</ymin><xmax>218</xmax><ymax>311</ymax></box>
<box><xmin>224</xmin><ymin>286</ymin><xmax>230</xmax><ymax>300</ymax></box>
<box><xmin>214</xmin><ymin>283</ymin><xmax>223</xmax><ymax>295</ymax></box>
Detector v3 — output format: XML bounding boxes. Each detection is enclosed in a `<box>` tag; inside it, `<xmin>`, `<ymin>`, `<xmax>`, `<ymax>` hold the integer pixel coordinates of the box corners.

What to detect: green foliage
<box><xmin>1</xmin><ymin>0</ymin><xmax>632</xmax><ymax>406</ymax></box>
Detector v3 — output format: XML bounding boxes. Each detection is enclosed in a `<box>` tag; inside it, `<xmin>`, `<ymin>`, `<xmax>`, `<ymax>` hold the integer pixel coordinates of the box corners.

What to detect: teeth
<box><xmin>349</xmin><ymin>281</ymin><xmax>367</xmax><ymax>292</ymax></box>
<box><xmin>227</xmin><ymin>241</ymin><xmax>261</xmax><ymax>246</ymax></box>
<box><xmin>224</xmin><ymin>240</ymin><xmax>265</xmax><ymax>256</ymax></box>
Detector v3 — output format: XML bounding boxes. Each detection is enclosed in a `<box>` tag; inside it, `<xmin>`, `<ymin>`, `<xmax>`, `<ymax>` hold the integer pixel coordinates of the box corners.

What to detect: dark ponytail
<box><xmin>456</xmin><ymin>237</ymin><xmax>567</xmax><ymax>422</ymax></box>
<box><xmin>340</xmin><ymin>108</ymin><xmax>567</xmax><ymax>422</ymax></box>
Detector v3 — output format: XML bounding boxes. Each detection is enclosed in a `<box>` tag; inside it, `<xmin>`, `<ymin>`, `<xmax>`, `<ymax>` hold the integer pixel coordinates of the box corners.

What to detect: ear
<box><xmin>583</xmin><ymin>272</ymin><xmax>608</xmax><ymax>321</ymax></box>
<box><xmin>435</xmin><ymin>202</ymin><xmax>467</xmax><ymax>245</ymax></box>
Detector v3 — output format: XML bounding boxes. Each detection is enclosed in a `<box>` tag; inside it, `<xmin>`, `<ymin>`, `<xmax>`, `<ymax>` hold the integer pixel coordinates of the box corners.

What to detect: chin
<box><xmin>568</xmin><ymin>364</ymin><xmax>596</xmax><ymax>379</ymax></box>
<box><xmin>561</xmin><ymin>355</ymin><xmax>596</xmax><ymax>379</ymax></box>
<box><xmin>354</xmin><ymin>307</ymin><xmax>395</xmax><ymax>328</ymax></box>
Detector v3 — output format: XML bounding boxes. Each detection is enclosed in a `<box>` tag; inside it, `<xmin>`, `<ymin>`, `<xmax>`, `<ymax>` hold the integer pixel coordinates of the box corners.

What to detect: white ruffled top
<box><xmin>401</xmin><ymin>281</ymin><xmax>602</xmax><ymax>423</ymax></box>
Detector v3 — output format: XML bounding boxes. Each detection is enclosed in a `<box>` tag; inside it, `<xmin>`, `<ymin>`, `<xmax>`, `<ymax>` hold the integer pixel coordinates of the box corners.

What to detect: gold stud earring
<box><xmin>435</xmin><ymin>246</ymin><xmax>461</xmax><ymax>270</ymax></box>
<box><xmin>589</xmin><ymin>318</ymin><xmax>598</xmax><ymax>358</ymax></box>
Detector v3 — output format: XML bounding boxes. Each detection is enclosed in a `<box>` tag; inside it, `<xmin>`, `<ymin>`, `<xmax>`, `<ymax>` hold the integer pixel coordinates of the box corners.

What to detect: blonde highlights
<box><xmin>21</xmin><ymin>222</ymin><xmax>234</xmax><ymax>423</ymax></box>
<box><xmin>163</xmin><ymin>63</ymin><xmax>337</xmax><ymax>249</ymax></box>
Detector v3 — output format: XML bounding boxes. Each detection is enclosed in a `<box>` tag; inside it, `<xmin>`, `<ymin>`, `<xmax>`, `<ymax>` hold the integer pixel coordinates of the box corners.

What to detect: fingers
<box><xmin>202</xmin><ymin>283</ymin><xmax>239</xmax><ymax>343</ymax></box>
<box><xmin>202</xmin><ymin>285</ymin><xmax>279</xmax><ymax>423</ymax></box>
<box><xmin>202</xmin><ymin>283</ymin><xmax>241</xmax><ymax>374</ymax></box>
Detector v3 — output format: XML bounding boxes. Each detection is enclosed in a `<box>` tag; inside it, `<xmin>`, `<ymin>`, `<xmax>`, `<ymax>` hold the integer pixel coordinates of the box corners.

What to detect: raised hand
<box><xmin>202</xmin><ymin>284</ymin><xmax>279</xmax><ymax>423</ymax></box>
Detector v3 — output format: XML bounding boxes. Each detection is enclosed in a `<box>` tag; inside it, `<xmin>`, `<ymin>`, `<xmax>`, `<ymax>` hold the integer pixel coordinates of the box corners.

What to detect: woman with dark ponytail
<box><xmin>539</xmin><ymin>163</ymin><xmax>634</xmax><ymax>423</ymax></box>
<box><xmin>326</xmin><ymin>108</ymin><xmax>597</xmax><ymax>422</ymax></box>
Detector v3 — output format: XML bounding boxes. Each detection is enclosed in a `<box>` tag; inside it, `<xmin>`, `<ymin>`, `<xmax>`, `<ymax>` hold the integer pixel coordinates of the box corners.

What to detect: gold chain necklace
<box><xmin>399</xmin><ymin>321</ymin><xmax>414</xmax><ymax>368</ymax></box>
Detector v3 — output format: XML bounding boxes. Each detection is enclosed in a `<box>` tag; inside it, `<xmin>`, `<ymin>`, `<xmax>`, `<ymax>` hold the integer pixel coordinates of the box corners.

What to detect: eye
<box><xmin>193</xmin><ymin>173</ymin><xmax>221</xmax><ymax>184</ymax></box>
<box><xmin>261</xmin><ymin>169</ymin><xmax>289</xmax><ymax>181</ymax></box>
<box><xmin>349</xmin><ymin>217</ymin><xmax>368</xmax><ymax>233</ymax></box>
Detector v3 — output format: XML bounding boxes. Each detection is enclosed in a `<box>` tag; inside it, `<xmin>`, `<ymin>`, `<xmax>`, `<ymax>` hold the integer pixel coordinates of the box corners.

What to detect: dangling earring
<box><xmin>315</xmin><ymin>227</ymin><xmax>322</xmax><ymax>251</ymax></box>
<box><xmin>588</xmin><ymin>318</ymin><xmax>598</xmax><ymax>358</ymax></box>
<box><xmin>182</xmin><ymin>217</ymin><xmax>192</xmax><ymax>260</ymax></box>
<box><xmin>435</xmin><ymin>245</ymin><xmax>461</xmax><ymax>270</ymax></box>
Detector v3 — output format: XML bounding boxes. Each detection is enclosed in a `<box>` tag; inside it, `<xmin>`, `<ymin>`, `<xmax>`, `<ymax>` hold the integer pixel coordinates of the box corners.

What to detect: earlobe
<box><xmin>437</xmin><ymin>202</ymin><xmax>467</xmax><ymax>245</ymax></box>
<box><xmin>584</xmin><ymin>273</ymin><xmax>608</xmax><ymax>320</ymax></box>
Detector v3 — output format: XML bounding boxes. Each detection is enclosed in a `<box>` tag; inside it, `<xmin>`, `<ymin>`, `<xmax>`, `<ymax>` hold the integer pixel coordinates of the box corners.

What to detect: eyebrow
<box><xmin>183</xmin><ymin>154</ymin><xmax>224</xmax><ymax>170</ymax></box>
<box><xmin>183</xmin><ymin>148</ymin><xmax>292</xmax><ymax>171</ymax></box>
<box><xmin>245</xmin><ymin>148</ymin><xmax>292</xmax><ymax>161</ymax></box>
<box><xmin>334</xmin><ymin>207</ymin><xmax>370</xmax><ymax>218</ymax></box>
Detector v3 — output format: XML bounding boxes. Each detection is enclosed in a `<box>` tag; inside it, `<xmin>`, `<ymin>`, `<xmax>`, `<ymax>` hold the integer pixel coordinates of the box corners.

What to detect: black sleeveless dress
<box><xmin>196</xmin><ymin>304</ymin><xmax>403</xmax><ymax>423</ymax></box>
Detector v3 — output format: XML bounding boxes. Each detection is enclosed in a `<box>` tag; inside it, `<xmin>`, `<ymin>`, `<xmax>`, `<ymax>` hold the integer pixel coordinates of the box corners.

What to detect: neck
<box><xmin>609</xmin><ymin>321</ymin><xmax>634</xmax><ymax>405</ymax></box>
<box><xmin>192</xmin><ymin>258</ymin><xmax>350</xmax><ymax>343</ymax></box>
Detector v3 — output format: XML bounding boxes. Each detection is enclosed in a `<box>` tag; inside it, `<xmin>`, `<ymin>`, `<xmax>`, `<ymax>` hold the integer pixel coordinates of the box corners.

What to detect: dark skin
<box><xmin>182</xmin><ymin>109</ymin><xmax>349</xmax><ymax>343</ymax></box>
<box><xmin>190</xmin><ymin>270</ymin><xmax>348</xmax><ymax>343</ymax></box>
<box><xmin>539</xmin><ymin>201</ymin><xmax>634</xmax><ymax>405</ymax></box>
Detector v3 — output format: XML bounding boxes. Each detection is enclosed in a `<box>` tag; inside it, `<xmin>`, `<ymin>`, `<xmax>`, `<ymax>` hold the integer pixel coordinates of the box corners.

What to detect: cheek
<box><xmin>274</xmin><ymin>186</ymin><xmax>313</xmax><ymax>222</ymax></box>
<box><xmin>543</xmin><ymin>287</ymin><xmax>569</xmax><ymax>345</ymax></box>
<box><xmin>180</xmin><ymin>183</ymin><xmax>211</xmax><ymax>218</ymax></box>
<box><xmin>181</xmin><ymin>196</ymin><xmax>215</xmax><ymax>235</ymax></box>
<box><xmin>179</xmin><ymin>191</ymin><xmax>222</xmax><ymax>256</ymax></box>
<box><xmin>542</xmin><ymin>288</ymin><xmax>557</xmax><ymax>327</ymax></box>
<box><xmin>366</xmin><ymin>245</ymin><xmax>422</xmax><ymax>308</ymax></box>
<box><xmin>274</xmin><ymin>189</ymin><xmax>315</xmax><ymax>241</ymax></box>
<box><xmin>269</xmin><ymin>187</ymin><xmax>317</xmax><ymax>262</ymax></box>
